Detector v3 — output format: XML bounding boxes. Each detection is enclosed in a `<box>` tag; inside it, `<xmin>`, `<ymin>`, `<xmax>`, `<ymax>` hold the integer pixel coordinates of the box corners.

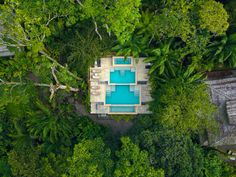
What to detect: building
<box><xmin>206</xmin><ymin>70</ymin><xmax>236</xmax><ymax>151</ymax></box>
<box><xmin>90</xmin><ymin>56</ymin><xmax>152</xmax><ymax>115</ymax></box>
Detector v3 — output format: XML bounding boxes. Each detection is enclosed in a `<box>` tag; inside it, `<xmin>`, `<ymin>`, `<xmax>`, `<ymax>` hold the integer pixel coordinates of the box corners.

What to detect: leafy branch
<box><xmin>0</xmin><ymin>66</ymin><xmax>80</xmax><ymax>101</ymax></box>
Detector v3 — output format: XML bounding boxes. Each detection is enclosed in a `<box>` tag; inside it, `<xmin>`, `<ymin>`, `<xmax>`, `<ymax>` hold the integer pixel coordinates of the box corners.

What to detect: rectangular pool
<box><xmin>114</xmin><ymin>57</ymin><xmax>131</xmax><ymax>65</ymax></box>
<box><xmin>110</xmin><ymin>68</ymin><xmax>135</xmax><ymax>84</ymax></box>
<box><xmin>110</xmin><ymin>106</ymin><xmax>135</xmax><ymax>113</ymax></box>
<box><xmin>106</xmin><ymin>85</ymin><xmax>140</xmax><ymax>104</ymax></box>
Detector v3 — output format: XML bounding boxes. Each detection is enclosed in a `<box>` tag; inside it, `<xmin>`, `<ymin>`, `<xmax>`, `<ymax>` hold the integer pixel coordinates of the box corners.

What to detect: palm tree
<box><xmin>144</xmin><ymin>38</ymin><xmax>204</xmax><ymax>86</ymax></box>
<box><xmin>112</xmin><ymin>11</ymin><xmax>155</xmax><ymax>58</ymax></box>
<box><xmin>112</xmin><ymin>34</ymin><xmax>148</xmax><ymax>58</ymax></box>
<box><xmin>205</xmin><ymin>33</ymin><xmax>236</xmax><ymax>69</ymax></box>
<box><xmin>26</xmin><ymin>100</ymin><xmax>71</xmax><ymax>144</ymax></box>
<box><xmin>144</xmin><ymin>38</ymin><xmax>176</xmax><ymax>74</ymax></box>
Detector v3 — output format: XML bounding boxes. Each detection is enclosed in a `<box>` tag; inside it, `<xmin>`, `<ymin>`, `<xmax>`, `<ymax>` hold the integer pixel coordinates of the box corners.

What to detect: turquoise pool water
<box><xmin>106</xmin><ymin>85</ymin><xmax>139</xmax><ymax>104</ymax></box>
<box><xmin>114</xmin><ymin>57</ymin><xmax>131</xmax><ymax>64</ymax></box>
<box><xmin>110</xmin><ymin>68</ymin><xmax>135</xmax><ymax>84</ymax></box>
<box><xmin>110</xmin><ymin>106</ymin><xmax>135</xmax><ymax>113</ymax></box>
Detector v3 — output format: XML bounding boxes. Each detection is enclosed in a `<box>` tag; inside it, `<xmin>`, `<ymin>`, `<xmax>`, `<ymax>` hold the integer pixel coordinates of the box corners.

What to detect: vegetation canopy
<box><xmin>0</xmin><ymin>0</ymin><xmax>235</xmax><ymax>176</ymax></box>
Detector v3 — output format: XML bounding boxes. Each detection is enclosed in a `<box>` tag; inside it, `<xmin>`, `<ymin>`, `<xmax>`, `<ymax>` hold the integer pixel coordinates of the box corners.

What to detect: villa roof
<box><xmin>0</xmin><ymin>25</ymin><xmax>14</xmax><ymax>57</ymax></box>
<box><xmin>206</xmin><ymin>77</ymin><xmax>236</xmax><ymax>106</ymax></box>
<box><xmin>210</xmin><ymin>132</ymin><xmax>236</xmax><ymax>148</ymax></box>
<box><xmin>226</xmin><ymin>99</ymin><xmax>236</xmax><ymax>125</ymax></box>
<box><xmin>0</xmin><ymin>46</ymin><xmax>14</xmax><ymax>57</ymax></box>
<box><xmin>206</xmin><ymin>72</ymin><xmax>236</xmax><ymax>150</ymax></box>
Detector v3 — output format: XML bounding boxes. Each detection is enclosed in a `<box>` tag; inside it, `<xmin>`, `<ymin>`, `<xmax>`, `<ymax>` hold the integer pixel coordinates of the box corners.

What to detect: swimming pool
<box><xmin>106</xmin><ymin>85</ymin><xmax>140</xmax><ymax>104</ymax></box>
<box><xmin>110</xmin><ymin>68</ymin><xmax>135</xmax><ymax>84</ymax></box>
<box><xmin>114</xmin><ymin>57</ymin><xmax>131</xmax><ymax>65</ymax></box>
<box><xmin>110</xmin><ymin>106</ymin><xmax>135</xmax><ymax>113</ymax></box>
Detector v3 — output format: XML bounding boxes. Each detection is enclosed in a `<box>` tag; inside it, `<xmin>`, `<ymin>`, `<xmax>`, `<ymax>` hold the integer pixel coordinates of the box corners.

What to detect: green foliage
<box><xmin>26</xmin><ymin>112</ymin><xmax>71</xmax><ymax>144</ymax></box>
<box><xmin>151</xmin><ymin>80</ymin><xmax>217</xmax><ymax>134</ymax></box>
<box><xmin>114</xmin><ymin>137</ymin><xmax>164</xmax><ymax>177</ymax></box>
<box><xmin>1</xmin><ymin>0</ymin><xmax>79</xmax><ymax>43</ymax></box>
<box><xmin>78</xmin><ymin>0</ymin><xmax>105</xmax><ymax>20</ymax></box>
<box><xmin>110</xmin><ymin>115</ymin><xmax>135</xmax><ymax>122</ymax></box>
<box><xmin>225</xmin><ymin>0</ymin><xmax>236</xmax><ymax>33</ymax></box>
<box><xmin>0</xmin><ymin>158</ymin><xmax>12</xmax><ymax>177</ymax></box>
<box><xmin>0</xmin><ymin>85</ymin><xmax>107</xmax><ymax>176</ymax></box>
<box><xmin>7</xmin><ymin>147</ymin><xmax>41</xmax><ymax>177</ymax></box>
<box><xmin>78</xmin><ymin>0</ymin><xmax>141</xmax><ymax>43</ymax></box>
<box><xmin>133</xmin><ymin>126</ymin><xmax>236</xmax><ymax>177</ymax></box>
<box><xmin>144</xmin><ymin>38</ymin><xmax>176</xmax><ymax>74</ymax></box>
<box><xmin>204</xmin><ymin>152</ymin><xmax>225</xmax><ymax>177</ymax></box>
<box><xmin>7</xmin><ymin>146</ymin><xmax>70</xmax><ymax>177</ymax></box>
<box><xmin>0</xmin><ymin>0</ymin><xmax>235</xmax><ymax>176</ymax></box>
<box><xmin>0</xmin><ymin>0</ymin><xmax>83</xmax><ymax>95</ymax></box>
<box><xmin>49</xmin><ymin>25</ymin><xmax>113</xmax><ymax>79</ymax></box>
<box><xmin>199</xmin><ymin>0</ymin><xmax>229</xmax><ymax>35</ymax></box>
<box><xmin>154</xmin><ymin>7</ymin><xmax>194</xmax><ymax>41</ymax></box>
<box><xmin>112</xmin><ymin>10</ymin><xmax>154</xmax><ymax>57</ymax></box>
<box><xmin>66</xmin><ymin>138</ymin><xmax>113</xmax><ymax>177</ymax></box>
<box><xmin>204</xmin><ymin>33</ymin><xmax>236</xmax><ymax>69</ymax></box>
<box><xmin>106</xmin><ymin>0</ymin><xmax>141</xmax><ymax>44</ymax></box>
<box><xmin>40</xmin><ymin>152</ymin><xmax>69</xmax><ymax>177</ymax></box>
<box><xmin>135</xmin><ymin>129</ymin><xmax>204</xmax><ymax>177</ymax></box>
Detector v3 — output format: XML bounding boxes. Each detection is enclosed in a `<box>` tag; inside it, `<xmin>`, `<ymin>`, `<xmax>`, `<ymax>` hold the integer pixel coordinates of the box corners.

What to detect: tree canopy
<box><xmin>114</xmin><ymin>137</ymin><xmax>164</xmax><ymax>177</ymax></box>
<box><xmin>151</xmin><ymin>80</ymin><xmax>217</xmax><ymax>134</ymax></box>
<box><xmin>0</xmin><ymin>0</ymin><xmax>236</xmax><ymax>176</ymax></box>
<box><xmin>66</xmin><ymin>138</ymin><xmax>113</xmax><ymax>177</ymax></box>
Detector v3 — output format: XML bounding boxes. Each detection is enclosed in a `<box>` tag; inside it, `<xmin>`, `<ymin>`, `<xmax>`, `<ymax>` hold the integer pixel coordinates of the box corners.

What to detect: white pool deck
<box><xmin>90</xmin><ymin>57</ymin><xmax>152</xmax><ymax>114</ymax></box>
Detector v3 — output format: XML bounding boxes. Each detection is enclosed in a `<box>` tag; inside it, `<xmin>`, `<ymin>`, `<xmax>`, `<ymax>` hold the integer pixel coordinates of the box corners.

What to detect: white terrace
<box><xmin>90</xmin><ymin>56</ymin><xmax>152</xmax><ymax>115</ymax></box>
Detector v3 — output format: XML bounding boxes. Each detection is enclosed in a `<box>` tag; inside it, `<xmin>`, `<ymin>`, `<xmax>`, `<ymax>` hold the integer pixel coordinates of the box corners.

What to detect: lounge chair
<box><xmin>91</xmin><ymin>91</ymin><xmax>100</xmax><ymax>96</ymax></box>
<box><xmin>93</xmin><ymin>73</ymin><xmax>99</xmax><ymax>76</ymax></box>
<box><xmin>91</xmin><ymin>78</ymin><xmax>99</xmax><ymax>82</ymax></box>
<box><xmin>92</xmin><ymin>69</ymin><xmax>101</xmax><ymax>73</ymax></box>
<box><xmin>91</xmin><ymin>86</ymin><xmax>100</xmax><ymax>90</ymax></box>
<box><xmin>92</xmin><ymin>75</ymin><xmax>100</xmax><ymax>79</ymax></box>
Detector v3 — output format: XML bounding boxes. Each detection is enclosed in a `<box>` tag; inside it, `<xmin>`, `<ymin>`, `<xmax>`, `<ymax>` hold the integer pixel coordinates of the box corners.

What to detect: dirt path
<box><xmin>73</xmin><ymin>100</ymin><xmax>133</xmax><ymax>134</ymax></box>
<box><xmin>91</xmin><ymin>118</ymin><xmax>133</xmax><ymax>134</ymax></box>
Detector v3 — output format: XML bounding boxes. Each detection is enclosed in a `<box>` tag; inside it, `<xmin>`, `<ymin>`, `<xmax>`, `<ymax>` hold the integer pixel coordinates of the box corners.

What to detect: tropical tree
<box><xmin>106</xmin><ymin>0</ymin><xmax>141</xmax><ymax>44</ymax></box>
<box><xmin>135</xmin><ymin>129</ymin><xmax>204</xmax><ymax>177</ymax></box>
<box><xmin>66</xmin><ymin>138</ymin><xmax>113</xmax><ymax>177</ymax></box>
<box><xmin>49</xmin><ymin>25</ymin><xmax>113</xmax><ymax>79</ymax></box>
<box><xmin>143</xmin><ymin>38</ymin><xmax>205</xmax><ymax>87</ymax></box>
<box><xmin>7</xmin><ymin>147</ymin><xmax>41</xmax><ymax>177</ymax></box>
<box><xmin>225</xmin><ymin>0</ymin><xmax>236</xmax><ymax>33</ymax></box>
<box><xmin>144</xmin><ymin>38</ymin><xmax>176</xmax><ymax>74</ymax></box>
<box><xmin>78</xmin><ymin>0</ymin><xmax>141</xmax><ymax>43</ymax></box>
<box><xmin>204</xmin><ymin>152</ymin><xmax>227</xmax><ymax>177</ymax></box>
<box><xmin>153</xmin><ymin>6</ymin><xmax>194</xmax><ymax>42</ymax></box>
<box><xmin>0</xmin><ymin>157</ymin><xmax>12</xmax><ymax>177</ymax></box>
<box><xmin>151</xmin><ymin>80</ymin><xmax>217</xmax><ymax>134</ymax></box>
<box><xmin>0</xmin><ymin>84</ymin><xmax>36</xmax><ymax>150</ymax></box>
<box><xmin>204</xmin><ymin>33</ymin><xmax>236</xmax><ymax>69</ymax></box>
<box><xmin>26</xmin><ymin>113</ymin><xmax>71</xmax><ymax>145</ymax></box>
<box><xmin>134</xmin><ymin>128</ymin><xmax>235</xmax><ymax>177</ymax></box>
<box><xmin>40</xmin><ymin>152</ymin><xmax>69</xmax><ymax>177</ymax></box>
<box><xmin>0</xmin><ymin>0</ymin><xmax>83</xmax><ymax>100</ymax></box>
<box><xmin>199</xmin><ymin>0</ymin><xmax>229</xmax><ymax>35</ymax></box>
<box><xmin>112</xmin><ymin>10</ymin><xmax>155</xmax><ymax>57</ymax></box>
<box><xmin>114</xmin><ymin>137</ymin><xmax>164</xmax><ymax>177</ymax></box>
